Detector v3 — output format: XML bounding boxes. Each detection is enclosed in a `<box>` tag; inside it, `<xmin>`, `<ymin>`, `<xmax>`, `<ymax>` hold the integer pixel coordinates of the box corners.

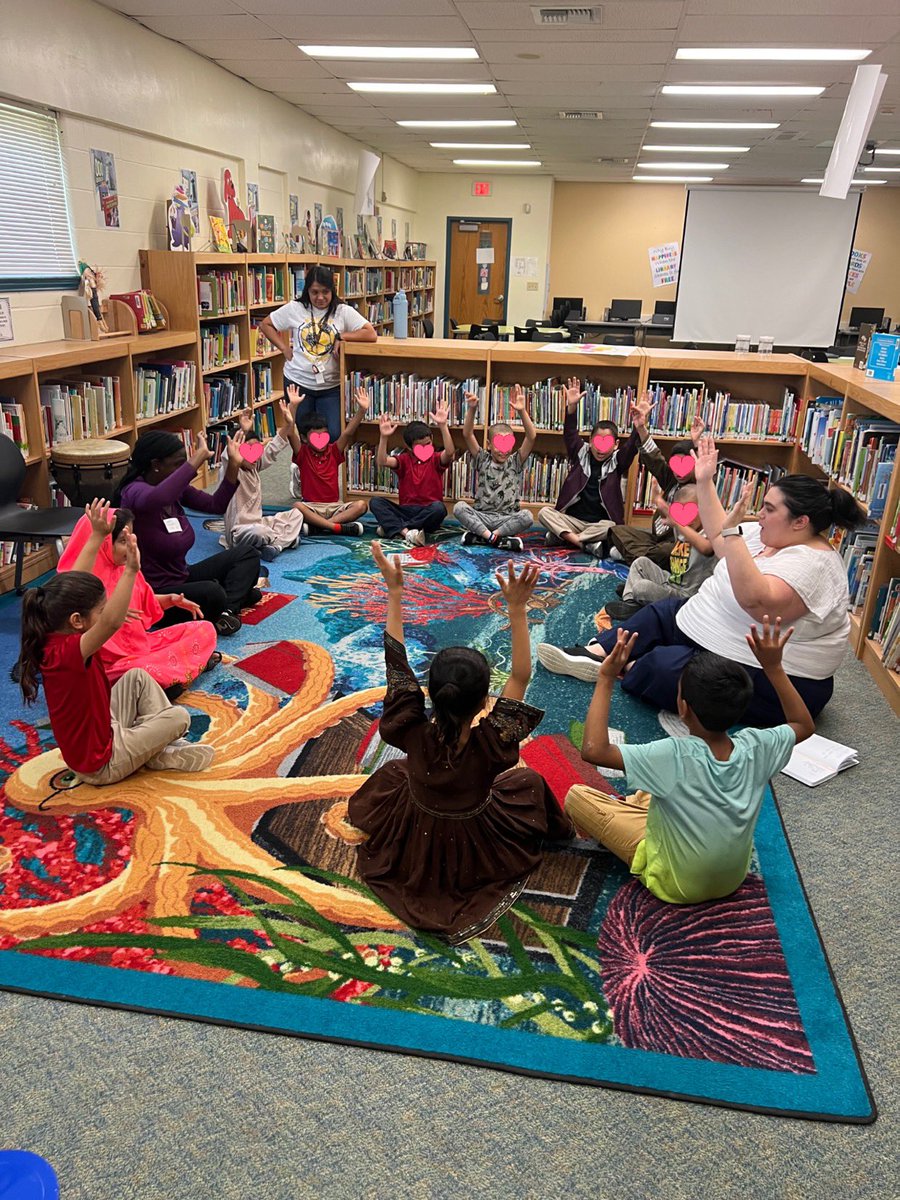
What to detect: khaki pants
<box><xmin>79</xmin><ymin>669</ymin><xmax>190</xmax><ymax>786</ymax></box>
<box><xmin>537</xmin><ymin>506</ymin><xmax>614</xmax><ymax>551</ymax></box>
<box><xmin>564</xmin><ymin>784</ymin><xmax>651</xmax><ymax>866</ymax></box>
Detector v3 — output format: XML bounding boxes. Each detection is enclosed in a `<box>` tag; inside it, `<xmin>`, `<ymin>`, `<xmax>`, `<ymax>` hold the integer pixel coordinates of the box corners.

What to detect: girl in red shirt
<box><xmin>18</xmin><ymin>503</ymin><xmax>214</xmax><ymax>785</ymax></box>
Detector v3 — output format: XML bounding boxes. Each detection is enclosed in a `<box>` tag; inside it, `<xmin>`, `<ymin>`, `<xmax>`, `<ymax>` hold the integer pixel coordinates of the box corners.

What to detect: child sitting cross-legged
<box><xmin>287</xmin><ymin>382</ymin><xmax>369</xmax><ymax>536</ymax></box>
<box><xmin>369</xmin><ymin>403</ymin><xmax>455</xmax><ymax>547</ymax></box>
<box><xmin>221</xmin><ymin>395</ymin><xmax>305</xmax><ymax>560</ymax></box>
<box><xmin>347</xmin><ymin>545</ymin><xmax>575</xmax><ymax>943</ymax></box>
<box><xmin>17</xmin><ymin>517</ymin><xmax>214</xmax><ymax>785</ymax></box>
<box><xmin>454</xmin><ymin>383</ymin><xmax>536</xmax><ymax>552</ymax></box>
<box><xmin>564</xmin><ymin>617</ymin><xmax>813</xmax><ymax>904</ymax></box>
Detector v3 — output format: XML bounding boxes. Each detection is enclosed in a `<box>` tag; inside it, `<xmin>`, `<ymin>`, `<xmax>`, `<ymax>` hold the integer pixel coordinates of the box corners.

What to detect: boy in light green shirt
<box><xmin>565</xmin><ymin>616</ymin><xmax>815</xmax><ymax>904</ymax></box>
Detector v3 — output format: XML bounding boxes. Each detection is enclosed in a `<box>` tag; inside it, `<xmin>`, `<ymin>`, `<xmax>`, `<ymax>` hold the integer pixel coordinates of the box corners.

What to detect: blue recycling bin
<box><xmin>0</xmin><ymin>1152</ymin><xmax>59</xmax><ymax>1199</ymax></box>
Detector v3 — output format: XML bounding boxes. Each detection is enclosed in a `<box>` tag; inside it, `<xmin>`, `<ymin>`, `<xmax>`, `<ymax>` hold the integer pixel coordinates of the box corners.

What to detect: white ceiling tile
<box><xmin>494</xmin><ymin>64</ymin><xmax>664</xmax><ymax>83</ymax></box>
<box><xmin>685</xmin><ymin>0</ymin><xmax>900</xmax><ymax>14</ymax></box>
<box><xmin>480</xmin><ymin>41</ymin><xmax>673</xmax><ymax>65</ymax></box>
<box><xmin>181</xmin><ymin>38</ymin><xmax>306</xmax><ymax>59</ymax></box>
<box><xmin>95</xmin><ymin>0</ymin><xmax>242</xmax><ymax>13</ymax></box>
<box><xmin>458</xmin><ymin>1</ymin><xmax>683</xmax><ymax>30</ymax></box>
<box><xmin>255</xmin><ymin>14</ymin><xmax>471</xmax><ymax>38</ymax></box>
<box><xmin>130</xmin><ymin>13</ymin><xmax>273</xmax><ymax>38</ymax></box>
<box><xmin>239</xmin><ymin>0</ymin><xmax>456</xmax><ymax>12</ymax></box>
<box><xmin>677</xmin><ymin>14</ymin><xmax>900</xmax><ymax>42</ymax></box>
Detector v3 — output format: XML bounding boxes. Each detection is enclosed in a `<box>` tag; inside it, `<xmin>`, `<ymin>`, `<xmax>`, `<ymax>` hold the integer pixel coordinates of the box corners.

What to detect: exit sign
<box><xmin>472</xmin><ymin>181</ymin><xmax>492</xmax><ymax>197</ymax></box>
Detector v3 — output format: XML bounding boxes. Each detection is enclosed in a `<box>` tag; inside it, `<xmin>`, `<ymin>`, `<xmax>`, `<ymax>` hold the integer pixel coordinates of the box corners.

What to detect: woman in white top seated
<box><xmin>537</xmin><ymin>437</ymin><xmax>865</xmax><ymax>726</ymax></box>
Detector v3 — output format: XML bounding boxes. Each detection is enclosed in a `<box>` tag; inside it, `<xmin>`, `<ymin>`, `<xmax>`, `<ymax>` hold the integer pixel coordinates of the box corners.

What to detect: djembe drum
<box><xmin>50</xmin><ymin>438</ymin><xmax>131</xmax><ymax>506</ymax></box>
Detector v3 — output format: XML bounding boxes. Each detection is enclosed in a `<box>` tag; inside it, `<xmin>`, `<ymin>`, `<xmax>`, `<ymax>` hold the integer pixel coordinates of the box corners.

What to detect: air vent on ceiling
<box><xmin>559</xmin><ymin>110</ymin><xmax>603</xmax><ymax>120</ymax></box>
<box><xmin>532</xmin><ymin>6</ymin><xmax>601</xmax><ymax>25</ymax></box>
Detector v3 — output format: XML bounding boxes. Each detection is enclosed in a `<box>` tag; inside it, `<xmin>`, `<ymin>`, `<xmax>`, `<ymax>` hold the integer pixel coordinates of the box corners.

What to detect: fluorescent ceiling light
<box><xmin>863</xmin><ymin>165</ymin><xmax>900</xmax><ymax>172</ymax></box>
<box><xmin>651</xmin><ymin>120</ymin><xmax>779</xmax><ymax>130</ymax></box>
<box><xmin>453</xmin><ymin>158</ymin><xmax>541</xmax><ymax>167</ymax></box>
<box><xmin>349</xmin><ymin>82</ymin><xmax>496</xmax><ymax>95</ymax></box>
<box><xmin>874</xmin><ymin>148</ymin><xmax>900</xmax><ymax>155</ymax></box>
<box><xmin>300</xmin><ymin>46</ymin><xmax>479</xmax><ymax>60</ymax></box>
<box><xmin>676</xmin><ymin>48</ymin><xmax>870</xmax><ymax>62</ymax></box>
<box><xmin>643</xmin><ymin>144</ymin><xmax>750</xmax><ymax>153</ymax></box>
<box><xmin>638</xmin><ymin>161</ymin><xmax>729</xmax><ymax>170</ymax></box>
<box><xmin>662</xmin><ymin>85</ymin><xmax>824</xmax><ymax>97</ymax></box>
<box><xmin>801</xmin><ymin>177</ymin><xmax>885</xmax><ymax>184</ymax></box>
<box><xmin>398</xmin><ymin>119</ymin><xmax>516</xmax><ymax>127</ymax></box>
<box><xmin>430</xmin><ymin>142</ymin><xmax>531</xmax><ymax>149</ymax></box>
<box><xmin>633</xmin><ymin>175</ymin><xmax>713</xmax><ymax>182</ymax></box>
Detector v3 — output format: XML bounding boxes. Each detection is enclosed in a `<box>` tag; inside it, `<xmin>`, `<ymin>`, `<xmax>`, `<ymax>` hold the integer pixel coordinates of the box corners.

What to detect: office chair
<box><xmin>602</xmin><ymin>332</ymin><xmax>635</xmax><ymax>346</ymax></box>
<box><xmin>513</xmin><ymin>325</ymin><xmax>535</xmax><ymax>341</ymax></box>
<box><xmin>484</xmin><ymin>322</ymin><xmax>501</xmax><ymax>339</ymax></box>
<box><xmin>468</xmin><ymin>323</ymin><xmax>485</xmax><ymax>339</ymax></box>
<box><xmin>422</xmin><ymin>318</ymin><xmax>434</xmax><ymax>338</ymax></box>
<box><xmin>449</xmin><ymin>317</ymin><xmax>459</xmax><ymax>331</ymax></box>
<box><xmin>800</xmin><ymin>348</ymin><xmax>829</xmax><ymax>363</ymax></box>
<box><xmin>0</xmin><ymin>433</ymin><xmax>82</xmax><ymax>593</ymax></box>
<box><xmin>532</xmin><ymin>331</ymin><xmax>565</xmax><ymax>343</ymax></box>
<box><xmin>525</xmin><ymin>318</ymin><xmax>539</xmax><ymax>327</ymax></box>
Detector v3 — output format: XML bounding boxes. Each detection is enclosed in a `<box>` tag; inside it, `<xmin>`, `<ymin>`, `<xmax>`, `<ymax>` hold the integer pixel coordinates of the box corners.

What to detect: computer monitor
<box><xmin>654</xmin><ymin>300</ymin><xmax>676</xmax><ymax>317</ymax></box>
<box><xmin>848</xmin><ymin>306</ymin><xmax>884</xmax><ymax>330</ymax></box>
<box><xmin>551</xmin><ymin>296</ymin><xmax>584</xmax><ymax>320</ymax></box>
<box><xmin>609</xmin><ymin>298</ymin><xmax>642</xmax><ymax>321</ymax></box>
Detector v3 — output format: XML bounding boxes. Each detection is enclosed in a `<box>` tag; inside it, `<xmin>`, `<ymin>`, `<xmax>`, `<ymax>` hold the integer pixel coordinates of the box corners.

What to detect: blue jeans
<box><xmin>594</xmin><ymin>597</ymin><xmax>834</xmax><ymax>728</ymax></box>
<box><xmin>369</xmin><ymin>498</ymin><xmax>447</xmax><ymax>538</ymax></box>
<box><xmin>293</xmin><ymin>384</ymin><xmax>341</xmax><ymax>442</ymax></box>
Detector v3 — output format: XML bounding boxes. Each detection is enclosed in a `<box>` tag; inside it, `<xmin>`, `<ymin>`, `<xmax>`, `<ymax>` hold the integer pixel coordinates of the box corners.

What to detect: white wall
<box><xmin>0</xmin><ymin>0</ymin><xmax>419</xmax><ymax>344</ymax></box>
<box><xmin>415</xmin><ymin>173</ymin><xmax>555</xmax><ymax>333</ymax></box>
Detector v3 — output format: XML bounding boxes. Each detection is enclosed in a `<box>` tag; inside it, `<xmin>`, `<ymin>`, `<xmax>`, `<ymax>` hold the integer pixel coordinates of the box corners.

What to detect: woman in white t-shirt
<box><xmin>537</xmin><ymin>437</ymin><xmax>866</xmax><ymax>726</ymax></box>
<box><xmin>259</xmin><ymin>265</ymin><xmax>376</xmax><ymax>441</ymax></box>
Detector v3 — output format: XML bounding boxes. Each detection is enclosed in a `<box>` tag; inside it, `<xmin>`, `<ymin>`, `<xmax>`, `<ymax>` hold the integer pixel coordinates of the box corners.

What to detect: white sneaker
<box><xmin>147</xmin><ymin>741</ymin><xmax>215</xmax><ymax>772</ymax></box>
<box><xmin>290</xmin><ymin>464</ymin><xmax>302</xmax><ymax>500</ymax></box>
<box><xmin>403</xmin><ymin>529</ymin><xmax>426</xmax><ymax>547</ymax></box>
<box><xmin>536</xmin><ymin>642</ymin><xmax>603</xmax><ymax>682</ymax></box>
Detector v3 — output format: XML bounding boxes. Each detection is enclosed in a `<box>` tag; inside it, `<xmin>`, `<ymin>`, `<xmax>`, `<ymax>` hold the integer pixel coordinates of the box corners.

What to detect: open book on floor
<box><xmin>780</xmin><ymin>733</ymin><xmax>859</xmax><ymax>788</ymax></box>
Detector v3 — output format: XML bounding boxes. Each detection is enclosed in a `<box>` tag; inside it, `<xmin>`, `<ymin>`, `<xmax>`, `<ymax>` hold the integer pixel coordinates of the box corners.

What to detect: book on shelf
<box><xmin>344</xmin><ymin>442</ymin><xmax>399</xmax><ymax>495</ymax></box>
<box><xmin>631</xmin><ymin>457</ymin><xmax>784</xmax><ymax>516</ymax></box>
<box><xmin>249</xmin><ymin>265</ymin><xmax>284</xmax><ymax>305</ymax></box>
<box><xmin>39</xmin><ymin>376</ymin><xmax>121</xmax><ymax>444</ymax></box>
<box><xmin>1</xmin><ymin>539</ymin><xmax>45</xmax><ymax>566</ymax></box>
<box><xmin>250</xmin><ymin>320</ymin><xmax>272</xmax><ymax>357</ymax></box>
<box><xmin>110</xmin><ymin>290</ymin><xmax>166</xmax><ymax>332</ymax></box>
<box><xmin>519</xmin><ymin>453</ymin><xmax>569</xmax><ymax>505</ymax></box>
<box><xmin>135</xmin><ymin>361</ymin><xmax>196</xmax><ymax>420</ymax></box>
<box><xmin>289</xmin><ymin>266</ymin><xmax>307</xmax><ymax>300</ymax></box>
<box><xmin>203</xmin><ymin>372</ymin><xmax>247</xmax><ymax>422</ymax></box>
<box><xmin>878</xmin><ymin>589</ymin><xmax>900</xmax><ymax>672</ymax></box>
<box><xmin>869</xmin><ymin>577</ymin><xmax>900</xmax><ymax>643</ymax></box>
<box><xmin>345</xmin><ymin>371</ymin><xmax>487</xmax><ymax>425</ymax></box>
<box><xmin>490</xmin><ymin>380</ymin><xmax>636</xmax><ymax>431</ymax></box>
<box><xmin>255</xmin><ymin>404</ymin><xmax>277</xmax><ymax>439</ymax></box>
<box><xmin>0</xmin><ymin>400</ymin><xmax>29</xmax><ymax>458</ymax></box>
<box><xmin>645</xmin><ymin>382</ymin><xmax>798</xmax><ymax>442</ymax></box>
<box><xmin>800</xmin><ymin>396</ymin><xmax>843</xmax><ymax>469</ymax></box>
<box><xmin>835</xmin><ymin>418</ymin><xmax>899</xmax><ymax>506</ymax></box>
<box><xmin>841</xmin><ymin>528</ymin><xmax>879</xmax><ymax>610</ymax></box>
<box><xmin>196</xmin><ymin>270</ymin><xmax>245</xmax><ymax>316</ymax></box>
<box><xmin>780</xmin><ymin>734</ymin><xmax>859</xmax><ymax>788</ymax></box>
<box><xmin>200</xmin><ymin>322</ymin><xmax>241</xmax><ymax>370</ymax></box>
<box><xmin>253</xmin><ymin>361</ymin><xmax>273</xmax><ymax>401</ymax></box>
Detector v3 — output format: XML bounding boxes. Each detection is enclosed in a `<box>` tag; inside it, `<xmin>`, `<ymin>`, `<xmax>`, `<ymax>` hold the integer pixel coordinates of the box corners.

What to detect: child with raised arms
<box><xmin>454</xmin><ymin>383</ymin><xmax>536</xmax><ymax>552</ymax></box>
<box><xmin>17</xmin><ymin>504</ymin><xmax>214</xmax><ymax>785</ymax></box>
<box><xmin>286</xmin><ymin>382</ymin><xmax>369</xmax><ymax>536</ymax></box>
<box><xmin>348</xmin><ymin>544</ymin><xmax>574</xmax><ymax>943</ymax></box>
<box><xmin>369</xmin><ymin>403</ymin><xmax>455</xmax><ymax>547</ymax></box>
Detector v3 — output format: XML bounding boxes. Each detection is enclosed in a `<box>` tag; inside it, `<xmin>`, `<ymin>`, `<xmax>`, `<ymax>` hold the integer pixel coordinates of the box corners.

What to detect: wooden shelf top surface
<box><xmin>344</xmin><ymin>338</ymin><xmax>490</xmax><ymax>362</ymax></box>
<box><xmin>643</xmin><ymin>348</ymin><xmax>808</xmax><ymax>374</ymax></box>
<box><xmin>130</xmin><ymin>330</ymin><xmax>198</xmax><ymax>353</ymax></box>
<box><xmin>0</xmin><ymin>340</ymin><xmax>131</xmax><ymax>369</ymax></box>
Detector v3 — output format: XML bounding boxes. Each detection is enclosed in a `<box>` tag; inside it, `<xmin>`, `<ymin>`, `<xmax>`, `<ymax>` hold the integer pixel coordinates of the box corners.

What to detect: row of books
<box><xmin>345</xmin><ymin>372</ymin><xmax>488</xmax><ymax>423</ymax></box>
<box><xmin>255</xmin><ymin>404</ymin><xmax>278</xmax><ymax>439</ymax></box>
<box><xmin>489</xmin><ymin>381</ymin><xmax>637</xmax><ymax>431</ymax></box>
<box><xmin>251</xmin><ymin>321</ymin><xmax>272</xmax><ymax>357</ymax></box>
<box><xmin>248</xmin><ymin>265</ymin><xmax>285</xmax><ymax>306</ymax></box>
<box><xmin>40</xmin><ymin>377</ymin><xmax>122</xmax><ymax>446</ymax></box>
<box><xmin>343</xmin><ymin>443</ymin><xmax>478</xmax><ymax>499</ymax></box>
<box><xmin>1</xmin><ymin>540</ymin><xmax>44</xmax><ymax>566</ymax></box>
<box><xmin>799</xmin><ymin>396</ymin><xmax>843</xmax><ymax>471</ymax></box>
<box><xmin>111</xmin><ymin>290</ymin><xmax>166</xmax><ymax>332</ymax></box>
<box><xmin>203</xmin><ymin>372</ymin><xmax>247</xmax><ymax>423</ymax></box>
<box><xmin>385</xmin><ymin>266</ymin><xmax>434</xmax><ymax>291</ymax></box>
<box><xmin>644</xmin><ymin>383</ymin><xmax>799</xmax><ymax>442</ymax></box>
<box><xmin>0</xmin><ymin>400</ymin><xmax>29</xmax><ymax>458</ymax></box>
<box><xmin>631</xmin><ymin>459</ymin><xmax>786</xmax><ymax>515</ymax></box>
<box><xmin>197</xmin><ymin>271</ymin><xmax>246</xmax><ymax>316</ymax></box>
<box><xmin>410</xmin><ymin>291</ymin><xmax>434</xmax><ymax>316</ymax></box>
<box><xmin>887</xmin><ymin>493</ymin><xmax>900</xmax><ymax>546</ymax></box>
<box><xmin>135</xmin><ymin>361</ymin><xmax>196</xmax><ymax>421</ymax></box>
<box><xmin>833</xmin><ymin>416</ymin><xmax>899</xmax><ymax>512</ymax></box>
<box><xmin>842</xmin><ymin>529</ymin><xmax>879</xmax><ymax>611</ymax></box>
<box><xmin>366</xmin><ymin>268</ymin><xmax>384</xmax><ymax>293</ymax></box>
<box><xmin>200</xmin><ymin>323</ymin><xmax>241</xmax><ymax>370</ymax></box>
<box><xmin>253</xmin><ymin>362</ymin><xmax>273</xmax><ymax>400</ymax></box>
<box><xmin>869</xmin><ymin>577</ymin><xmax>900</xmax><ymax>670</ymax></box>
<box><xmin>367</xmin><ymin>301</ymin><xmax>392</xmax><ymax>325</ymax></box>
<box><xmin>343</xmin><ymin>269</ymin><xmax>366</xmax><ymax>297</ymax></box>
<box><xmin>290</xmin><ymin>266</ymin><xmax>307</xmax><ymax>299</ymax></box>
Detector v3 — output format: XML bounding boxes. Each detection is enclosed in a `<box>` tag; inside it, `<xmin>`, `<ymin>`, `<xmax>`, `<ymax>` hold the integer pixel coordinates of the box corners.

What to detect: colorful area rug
<box><xmin>0</xmin><ymin>522</ymin><xmax>874</xmax><ymax>1123</ymax></box>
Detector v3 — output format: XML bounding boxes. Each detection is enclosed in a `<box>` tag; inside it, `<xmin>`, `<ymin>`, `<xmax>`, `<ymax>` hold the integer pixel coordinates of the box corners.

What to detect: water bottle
<box><xmin>392</xmin><ymin>289</ymin><xmax>409</xmax><ymax>339</ymax></box>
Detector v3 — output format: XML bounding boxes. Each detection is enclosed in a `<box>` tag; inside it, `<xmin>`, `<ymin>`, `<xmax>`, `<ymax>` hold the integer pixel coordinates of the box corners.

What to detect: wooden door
<box><xmin>445</xmin><ymin>218</ymin><xmax>511</xmax><ymax>335</ymax></box>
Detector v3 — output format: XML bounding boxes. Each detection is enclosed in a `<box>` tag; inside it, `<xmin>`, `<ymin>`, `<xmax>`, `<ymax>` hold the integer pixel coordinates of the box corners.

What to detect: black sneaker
<box><xmin>460</xmin><ymin>531</ymin><xmax>477</xmax><ymax>546</ymax></box>
<box><xmin>342</xmin><ymin>521</ymin><xmax>365</xmax><ymax>536</ymax></box>
<box><xmin>215</xmin><ymin>611</ymin><xmax>242</xmax><ymax>636</ymax></box>
<box><xmin>606</xmin><ymin>599</ymin><xmax>645</xmax><ymax>622</ymax></box>
<box><xmin>498</xmin><ymin>536</ymin><xmax>524</xmax><ymax>552</ymax></box>
<box><xmin>615</xmin><ymin>582</ymin><xmax>626</xmax><ymax>597</ymax></box>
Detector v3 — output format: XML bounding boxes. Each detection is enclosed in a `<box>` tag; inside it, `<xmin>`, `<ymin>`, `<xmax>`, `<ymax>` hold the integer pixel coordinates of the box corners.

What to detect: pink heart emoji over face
<box><xmin>239</xmin><ymin>442</ymin><xmax>265</xmax><ymax>464</ymax></box>
<box><xmin>669</xmin><ymin>500</ymin><xmax>699</xmax><ymax>527</ymax></box>
<box><xmin>592</xmin><ymin>433</ymin><xmax>616</xmax><ymax>455</ymax></box>
<box><xmin>309</xmin><ymin>430</ymin><xmax>330</xmax><ymax>450</ymax></box>
<box><xmin>413</xmin><ymin>443</ymin><xmax>435</xmax><ymax>462</ymax></box>
<box><xmin>493</xmin><ymin>432</ymin><xmax>516</xmax><ymax>453</ymax></box>
<box><xmin>669</xmin><ymin>453</ymin><xmax>695</xmax><ymax>479</ymax></box>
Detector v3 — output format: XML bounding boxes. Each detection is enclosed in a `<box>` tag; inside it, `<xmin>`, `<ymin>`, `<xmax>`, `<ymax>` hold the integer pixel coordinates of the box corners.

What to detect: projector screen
<box><xmin>673</xmin><ymin>187</ymin><xmax>860</xmax><ymax>348</ymax></box>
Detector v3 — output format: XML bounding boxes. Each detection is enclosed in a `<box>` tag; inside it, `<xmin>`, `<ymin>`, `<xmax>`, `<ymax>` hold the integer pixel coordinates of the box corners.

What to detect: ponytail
<box><xmin>427</xmin><ymin>646</ymin><xmax>491</xmax><ymax>756</ymax></box>
<box><xmin>774</xmin><ymin>473</ymin><xmax>866</xmax><ymax>534</ymax></box>
<box><xmin>17</xmin><ymin>572</ymin><xmax>105</xmax><ymax>704</ymax></box>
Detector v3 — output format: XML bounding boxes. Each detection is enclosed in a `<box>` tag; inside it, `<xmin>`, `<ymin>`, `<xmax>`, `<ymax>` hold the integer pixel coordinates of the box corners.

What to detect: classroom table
<box><xmin>451</xmin><ymin>324</ymin><xmax>571</xmax><ymax>340</ymax></box>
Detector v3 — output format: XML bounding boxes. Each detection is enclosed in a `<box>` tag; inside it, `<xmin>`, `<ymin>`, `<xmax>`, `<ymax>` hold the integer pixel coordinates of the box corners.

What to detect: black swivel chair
<box><xmin>532</xmin><ymin>331</ymin><xmax>565</xmax><ymax>343</ymax></box>
<box><xmin>513</xmin><ymin>326</ymin><xmax>535</xmax><ymax>341</ymax></box>
<box><xmin>422</xmin><ymin>318</ymin><xmax>434</xmax><ymax>338</ymax></box>
<box><xmin>0</xmin><ymin>434</ymin><xmax>82</xmax><ymax>593</ymax></box>
<box><xmin>449</xmin><ymin>317</ymin><xmax>459</xmax><ymax>331</ymax></box>
<box><xmin>525</xmin><ymin>318</ymin><xmax>539</xmax><ymax>328</ymax></box>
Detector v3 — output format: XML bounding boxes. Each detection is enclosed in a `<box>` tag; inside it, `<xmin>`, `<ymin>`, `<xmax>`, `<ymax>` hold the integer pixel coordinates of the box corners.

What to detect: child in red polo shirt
<box><xmin>370</xmin><ymin>404</ymin><xmax>455</xmax><ymax>546</ymax></box>
<box><xmin>17</xmin><ymin>505</ymin><xmax>214</xmax><ymax>785</ymax></box>
<box><xmin>287</xmin><ymin>382</ymin><xmax>370</xmax><ymax>535</ymax></box>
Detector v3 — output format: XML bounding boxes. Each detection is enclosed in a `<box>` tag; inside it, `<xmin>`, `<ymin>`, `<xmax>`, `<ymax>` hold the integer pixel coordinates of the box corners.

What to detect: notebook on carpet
<box><xmin>780</xmin><ymin>734</ymin><xmax>859</xmax><ymax>787</ymax></box>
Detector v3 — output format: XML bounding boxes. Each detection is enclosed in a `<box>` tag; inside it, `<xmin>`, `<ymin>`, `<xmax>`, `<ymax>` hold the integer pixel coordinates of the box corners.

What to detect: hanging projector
<box><xmin>820</xmin><ymin>64</ymin><xmax>887</xmax><ymax>200</ymax></box>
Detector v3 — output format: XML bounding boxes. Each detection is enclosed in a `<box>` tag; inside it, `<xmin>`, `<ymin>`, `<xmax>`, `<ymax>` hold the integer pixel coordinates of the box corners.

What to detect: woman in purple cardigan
<box><xmin>112</xmin><ymin>430</ymin><xmax>260</xmax><ymax>636</ymax></box>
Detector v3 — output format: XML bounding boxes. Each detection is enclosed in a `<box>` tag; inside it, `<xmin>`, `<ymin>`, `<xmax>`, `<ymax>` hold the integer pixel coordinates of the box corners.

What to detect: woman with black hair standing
<box><xmin>258</xmin><ymin>264</ymin><xmax>376</xmax><ymax>442</ymax></box>
<box><xmin>113</xmin><ymin>430</ymin><xmax>261</xmax><ymax>636</ymax></box>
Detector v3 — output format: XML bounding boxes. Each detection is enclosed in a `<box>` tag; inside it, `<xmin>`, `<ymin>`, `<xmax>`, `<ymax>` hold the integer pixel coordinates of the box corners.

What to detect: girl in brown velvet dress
<box><xmin>348</xmin><ymin>544</ymin><xmax>574</xmax><ymax>944</ymax></box>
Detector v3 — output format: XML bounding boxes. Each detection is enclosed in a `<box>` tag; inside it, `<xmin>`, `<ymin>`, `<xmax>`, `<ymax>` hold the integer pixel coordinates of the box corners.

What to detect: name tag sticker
<box><xmin>163</xmin><ymin>517</ymin><xmax>182</xmax><ymax>533</ymax></box>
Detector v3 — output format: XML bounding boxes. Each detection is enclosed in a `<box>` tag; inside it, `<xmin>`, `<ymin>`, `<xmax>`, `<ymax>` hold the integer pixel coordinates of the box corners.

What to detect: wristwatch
<box><xmin>720</xmin><ymin>525</ymin><xmax>743</xmax><ymax>538</ymax></box>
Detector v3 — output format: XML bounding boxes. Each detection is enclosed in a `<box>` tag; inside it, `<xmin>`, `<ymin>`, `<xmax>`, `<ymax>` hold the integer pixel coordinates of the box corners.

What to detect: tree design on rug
<box><xmin>0</xmin><ymin>641</ymin><xmax>402</xmax><ymax>941</ymax></box>
<box><xmin>596</xmin><ymin>877</ymin><xmax>815</xmax><ymax>1072</ymax></box>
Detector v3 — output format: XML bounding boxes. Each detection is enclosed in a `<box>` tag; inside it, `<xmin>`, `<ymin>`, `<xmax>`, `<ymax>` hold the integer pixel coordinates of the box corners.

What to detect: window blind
<box><xmin>0</xmin><ymin>100</ymin><xmax>80</xmax><ymax>291</ymax></box>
